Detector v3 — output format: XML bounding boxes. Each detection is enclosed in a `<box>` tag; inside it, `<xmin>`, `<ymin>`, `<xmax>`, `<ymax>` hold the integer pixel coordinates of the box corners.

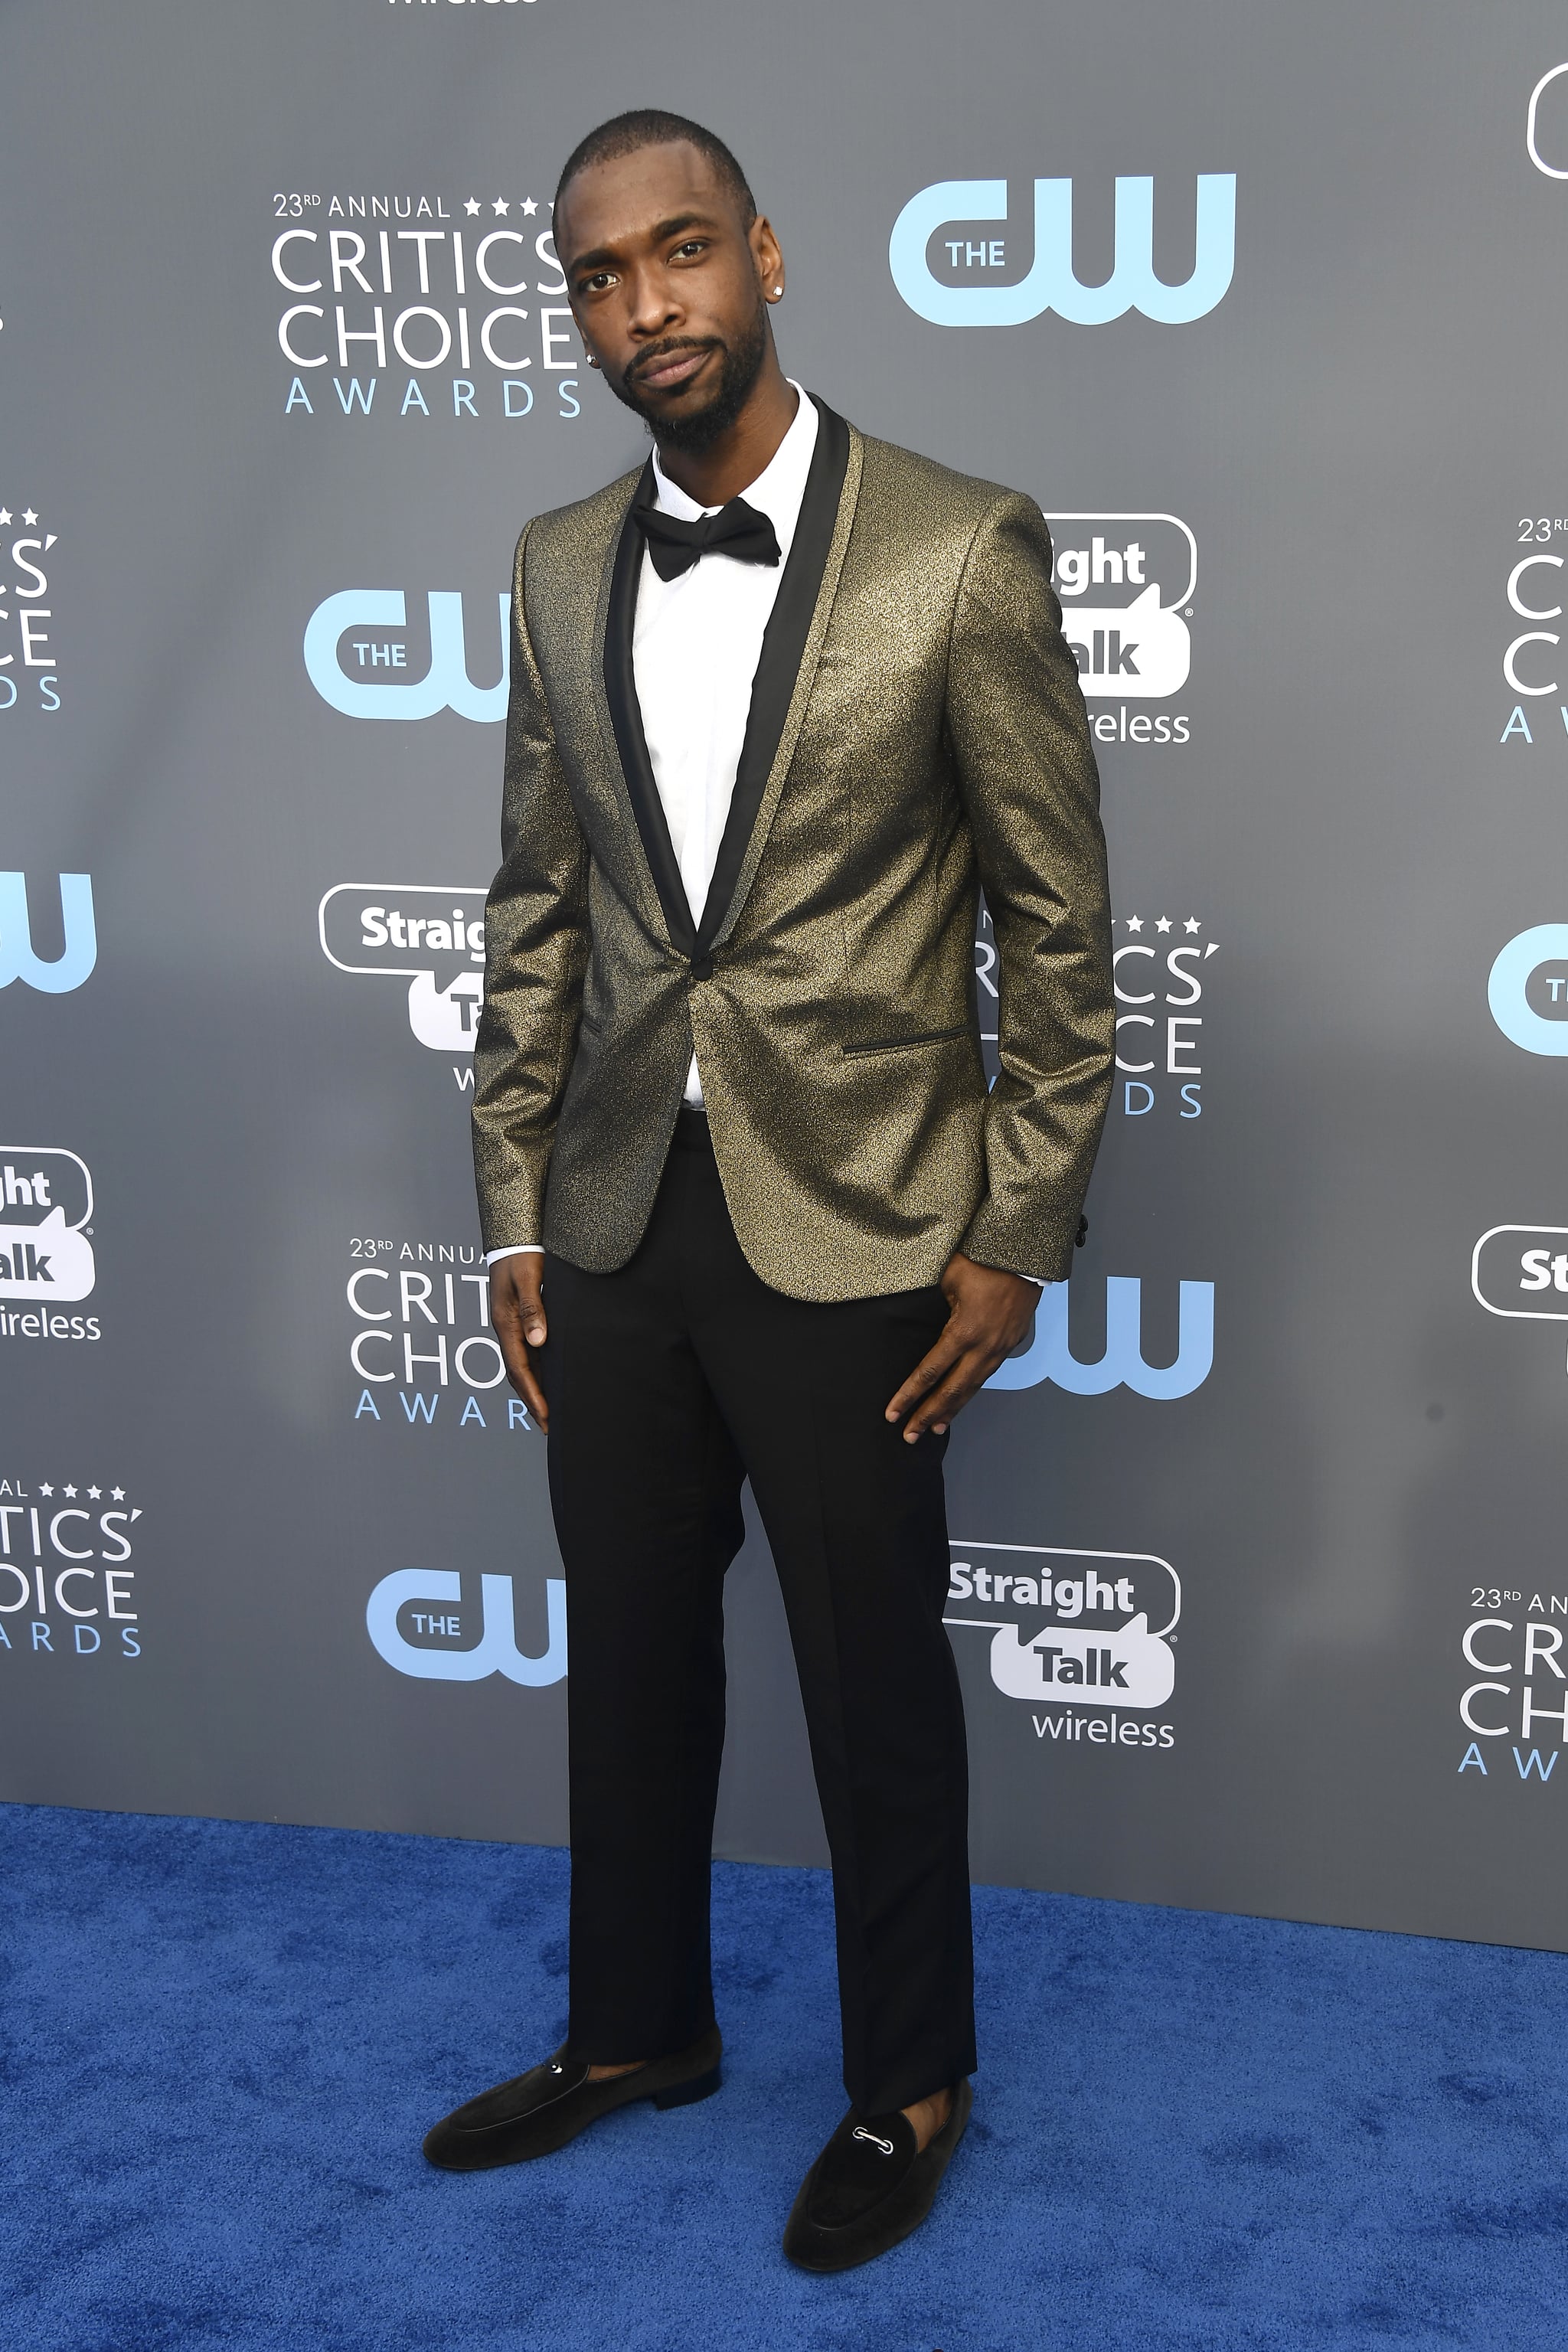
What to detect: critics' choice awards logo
<box><xmin>1497</xmin><ymin>528</ymin><xmax>1568</xmax><ymax>746</ymax></box>
<box><xmin>0</xmin><ymin>1478</ymin><xmax>142</xmax><ymax>1660</ymax></box>
<box><xmin>0</xmin><ymin>1151</ymin><xmax>100</xmax><ymax>1340</ymax></box>
<box><xmin>1047</xmin><ymin>513</ymin><xmax>1195</xmax><ymax>727</ymax></box>
<box><xmin>0</xmin><ymin>872</ymin><xmax>96</xmax><ymax>993</ymax></box>
<box><xmin>976</xmin><ymin>903</ymin><xmax>1214</xmax><ymax>1125</ymax></box>
<box><xmin>1459</xmin><ymin>1586</ymin><xmax>1568</xmax><ymax>1783</ymax></box>
<box><xmin>365</xmin><ymin>1566</ymin><xmax>565</xmax><ymax>1686</ymax></box>
<box><xmin>273</xmin><ymin>194</ymin><xmax>583</xmax><ymax>423</ymax></box>
<box><xmin>889</xmin><ymin>172</ymin><xmax>1234</xmax><ymax>326</ymax></box>
<box><xmin>0</xmin><ymin>506</ymin><xmax>61</xmax><ymax>712</ymax></box>
<box><xmin>346</xmin><ymin>1238</ymin><xmax>532</xmax><ymax>1432</ymax></box>
<box><xmin>1113</xmin><ymin>910</ymin><xmax>1215</xmax><ymax>1121</ymax></box>
<box><xmin>946</xmin><ymin>1542</ymin><xmax>1178</xmax><ymax>1749</ymax></box>
<box><xmin>305</xmin><ymin>593</ymin><xmax>506</xmax><ymax>720</ymax></box>
<box><xmin>321</xmin><ymin>884</ymin><xmax>486</xmax><ymax>1055</ymax></box>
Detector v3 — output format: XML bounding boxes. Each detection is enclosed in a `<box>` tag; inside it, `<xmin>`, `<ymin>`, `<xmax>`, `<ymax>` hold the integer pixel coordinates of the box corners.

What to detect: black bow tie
<box><xmin>635</xmin><ymin>494</ymin><xmax>782</xmax><ymax>582</ymax></box>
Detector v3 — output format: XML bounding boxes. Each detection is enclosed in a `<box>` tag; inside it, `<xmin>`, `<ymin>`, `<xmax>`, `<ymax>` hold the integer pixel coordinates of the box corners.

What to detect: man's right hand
<box><xmin>489</xmin><ymin>1253</ymin><xmax>550</xmax><ymax>1433</ymax></box>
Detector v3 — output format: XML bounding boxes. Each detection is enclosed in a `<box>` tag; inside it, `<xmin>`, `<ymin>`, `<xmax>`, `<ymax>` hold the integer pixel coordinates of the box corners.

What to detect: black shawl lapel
<box><xmin>599</xmin><ymin>397</ymin><xmax>854</xmax><ymax>965</ymax></box>
<box><xmin>602</xmin><ymin>458</ymin><xmax>696</xmax><ymax>958</ymax></box>
<box><xmin>694</xmin><ymin>400</ymin><xmax>851</xmax><ymax>952</ymax></box>
<box><xmin>606</xmin><ymin>466</ymin><xmax>695</xmax><ymax>955</ymax></box>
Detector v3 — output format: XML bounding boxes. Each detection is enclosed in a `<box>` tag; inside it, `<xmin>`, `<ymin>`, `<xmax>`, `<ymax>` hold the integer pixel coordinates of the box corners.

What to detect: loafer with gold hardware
<box><xmin>422</xmin><ymin>2024</ymin><xmax>722</xmax><ymax>2170</ymax></box>
<box><xmin>782</xmin><ymin>2078</ymin><xmax>972</xmax><ymax>2271</ymax></box>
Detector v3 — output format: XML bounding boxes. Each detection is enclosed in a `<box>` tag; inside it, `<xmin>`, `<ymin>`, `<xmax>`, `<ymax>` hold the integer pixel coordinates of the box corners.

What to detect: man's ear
<box><xmin>751</xmin><ymin>214</ymin><xmax>782</xmax><ymax>288</ymax></box>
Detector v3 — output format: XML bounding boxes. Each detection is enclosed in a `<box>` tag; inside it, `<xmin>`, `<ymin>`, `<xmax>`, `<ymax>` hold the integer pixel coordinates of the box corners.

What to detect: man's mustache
<box><xmin>624</xmin><ymin>337</ymin><xmax>723</xmax><ymax>387</ymax></box>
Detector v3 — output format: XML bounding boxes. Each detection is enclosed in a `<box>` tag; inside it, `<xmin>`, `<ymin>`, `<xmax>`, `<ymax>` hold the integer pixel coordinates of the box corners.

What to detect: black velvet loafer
<box><xmin>782</xmin><ymin>2077</ymin><xmax>972</xmax><ymax>2272</ymax></box>
<box><xmin>422</xmin><ymin>2024</ymin><xmax>722</xmax><ymax>2170</ymax></box>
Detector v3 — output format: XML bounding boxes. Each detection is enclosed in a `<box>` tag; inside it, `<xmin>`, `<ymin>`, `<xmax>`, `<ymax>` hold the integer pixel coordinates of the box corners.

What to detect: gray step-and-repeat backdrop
<box><xmin>6</xmin><ymin>0</ymin><xmax>1568</xmax><ymax>1953</ymax></box>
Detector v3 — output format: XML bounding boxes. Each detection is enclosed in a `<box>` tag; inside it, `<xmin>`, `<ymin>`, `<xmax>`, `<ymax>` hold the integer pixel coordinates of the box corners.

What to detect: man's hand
<box><xmin>885</xmin><ymin>1252</ymin><xmax>1039</xmax><ymax>1442</ymax></box>
<box><xmin>490</xmin><ymin>1253</ymin><xmax>550</xmax><ymax>1433</ymax></box>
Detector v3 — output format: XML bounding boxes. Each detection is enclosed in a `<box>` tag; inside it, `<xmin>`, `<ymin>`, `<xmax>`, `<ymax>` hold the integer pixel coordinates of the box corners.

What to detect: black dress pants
<box><xmin>537</xmin><ymin>1108</ymin><xmax>976</xmax><ymax>2116</ymax></box>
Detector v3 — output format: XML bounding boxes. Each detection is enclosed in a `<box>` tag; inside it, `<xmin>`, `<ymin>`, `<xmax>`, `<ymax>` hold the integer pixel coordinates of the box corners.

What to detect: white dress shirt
<box><xmin>488</xmin><ymin>385</ymin><xmax>818</xmax><ymax>1269</ymax></box>
<box><xmin>635</xmin><ymin>381</ymin><xmax>819</xmax><ymax>1119</ymax></box>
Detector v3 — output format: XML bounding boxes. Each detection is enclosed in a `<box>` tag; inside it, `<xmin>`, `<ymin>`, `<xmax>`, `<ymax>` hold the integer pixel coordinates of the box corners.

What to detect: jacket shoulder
<box><xmin>855</xmin><ymin>433</ymin><xmax>1031</xmax><ymax>537</ymax></box>
<box><xmin>516</xmin><ymin>462</ymin><xmax>644</xmax><ymax>577</ymax></box>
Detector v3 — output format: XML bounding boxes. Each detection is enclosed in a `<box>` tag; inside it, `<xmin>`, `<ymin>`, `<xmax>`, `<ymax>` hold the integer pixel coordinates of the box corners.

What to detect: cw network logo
<box><xmin>0</xmin><ymin>873</ymin><xmax>95</xmax><ymax>992</ymax></box>
<box><xmin>889</xmin><ymin>173</ymin><xmax>1235</xmax><ymax>326</ymax></box>
<box><xmin>366</xmin><ymin>1569</ymin><xmax>566</xmax><ymax>1684</ymax></box>
<box><xmin>304</xmin><ymin>590</ymin><xmax>507</xmax><ymax>720</ymax></box>
<box><xmin>1488</xmin><ymin>926</ymin><xmax>1568</xmax><ymax>1055</ymax></box>
<box><xmin>0</xmin><ymin>1150</ymin><xmax>94</xmax><ymax>1301</ymax></box>
<box><xmin>320</xmin><ymin>883</ymin><xmax>487</xmax><ymax>1054</ymax></box>
<box><xmin>985</xmin><ymin>1275</ymin><xmax>1213</xmax><ymax>1399</ymax></box>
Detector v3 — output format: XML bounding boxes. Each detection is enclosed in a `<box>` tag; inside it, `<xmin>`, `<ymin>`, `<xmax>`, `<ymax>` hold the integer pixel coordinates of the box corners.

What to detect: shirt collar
<box><xmin>651</xmin><ymin>382</ymin><xmax>819</xmax><ymax>559</ymax></box>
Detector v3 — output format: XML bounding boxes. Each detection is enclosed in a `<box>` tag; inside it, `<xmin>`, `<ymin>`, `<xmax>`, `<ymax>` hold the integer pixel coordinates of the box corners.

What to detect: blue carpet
<box><xmin>1</xmin><ymin>1808</ymin><xmax>1564</xmax><ymax>2350</ymax></box>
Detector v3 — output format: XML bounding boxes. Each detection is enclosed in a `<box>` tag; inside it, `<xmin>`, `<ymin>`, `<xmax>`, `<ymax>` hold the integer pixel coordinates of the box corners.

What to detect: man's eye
<box><xmin>673</xmin><ymin>241</ymin><xmax>704</xmax><ymax>259</ymax></box>
<box><xmin>579</xmin><ymin>272</ymin><xmax>615</xmax><ymax>293</ymax></box>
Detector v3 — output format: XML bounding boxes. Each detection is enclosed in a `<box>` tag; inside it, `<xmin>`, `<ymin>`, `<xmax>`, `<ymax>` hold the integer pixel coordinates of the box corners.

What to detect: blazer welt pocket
<box><xmin>841</xmin><ymin>1023</ymin><xmax>971</xmax><ymax>1059</ymax></box>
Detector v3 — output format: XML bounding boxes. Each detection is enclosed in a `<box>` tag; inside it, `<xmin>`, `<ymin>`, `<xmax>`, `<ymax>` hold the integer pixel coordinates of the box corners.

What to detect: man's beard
<box><xmin>610</xmin><ymin>302</ymin><xmax>769</xmax><ymax>457</ymax></box>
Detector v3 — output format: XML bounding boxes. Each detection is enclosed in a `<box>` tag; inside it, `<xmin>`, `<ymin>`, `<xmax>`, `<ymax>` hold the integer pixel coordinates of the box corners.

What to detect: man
<box><xmin>424</xmin><ymin>109</ymin><xmax>1113</xmax><ymax>2271</ymax></box>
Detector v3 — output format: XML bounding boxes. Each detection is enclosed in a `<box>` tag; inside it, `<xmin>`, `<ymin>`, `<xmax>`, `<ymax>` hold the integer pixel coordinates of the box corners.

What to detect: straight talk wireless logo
<box><xmin>1045</xmin><ymin>513</ymin><xmax>1195</xmax><ymax>746</ymax></box>
<box><xmin>946</xmin><ymin>1541</ymin><xmax>1178</xmax><ymax>1751</ymax></box>
<box><xmin>320</xmin><ymin>883</ymin><xmax>487</xmax><ymax>1080</ymax></box>
<box><xmin>0</xmin><ymin>1149</ymin><xmax>101</xmax><ymax>1339</ymax></box>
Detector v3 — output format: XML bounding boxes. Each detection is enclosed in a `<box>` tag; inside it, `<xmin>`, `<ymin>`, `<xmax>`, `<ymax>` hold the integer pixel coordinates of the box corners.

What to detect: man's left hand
<box><xmin>885</xmin><ymin>1252</ymin><xmax>1040</xmax><ymax>1442</ymax></box>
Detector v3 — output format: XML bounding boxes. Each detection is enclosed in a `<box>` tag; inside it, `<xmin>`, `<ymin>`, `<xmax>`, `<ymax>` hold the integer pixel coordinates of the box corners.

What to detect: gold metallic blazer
<box><xmin>472</xmin><ymin>399</ymin><xmax>1113</xmax><ymax>1301</ymax></box>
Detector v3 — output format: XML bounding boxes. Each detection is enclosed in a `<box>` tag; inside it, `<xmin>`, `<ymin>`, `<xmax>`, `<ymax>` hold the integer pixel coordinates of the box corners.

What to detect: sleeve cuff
<box><xmin>485</xmin><ymin>1245</ymin><xmax>544</xmax><ymax>1265</ymax></box>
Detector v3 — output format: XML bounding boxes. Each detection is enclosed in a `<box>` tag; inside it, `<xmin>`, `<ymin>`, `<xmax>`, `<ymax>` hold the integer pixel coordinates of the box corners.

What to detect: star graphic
<box><xmin>0</xmin><ymin>508</ymin><xmax>11</xmax><ymax>525</ymax></box>
<box><xmin>111</xmin><ymin>1487</ymin><xmax>126</xmax><ymax>1501</ymax></box>
<box><xmin>1125</xmin><ymin>916</ymin><xmax>1143</xmax><ymax>933</ymax></box>
<box><xmin>464</xmin><ymin>198</ymin><xmax>482</xmax><ymax>217</ymax></box>
<box><xmin>38</xmin><ymin>1482</ymin><xmax>53</xmax><ymax>1497</ymax></box>
<box><xmin>492</xmin><ymin>198</ymin><xmax>509</xmax><ymax>216</ymax></box>
<box><xmin>521</xmin><ymin>198</ymin><xmax>538</xmax><ymax>217</ymax></box>
<box><xmin>1184</xmin><ymin>917</ymin><xmax>1200</xmax><ymax>934</ymax></box>
<box><xmin>21</xmin><ymin>508</ymin><xmax>38</xmax><ymax>526</ymax></box>
<box><xmin>1155</xmin><ymin>916</ymin><xmax>1173</xmax><ymax>933</ymax></box>
<box><xmin>87</xmin><ymin>1485</ymin><xmax>101</xmax><ymax>1500</ymax></box>
<box><xmin>63</xmin><ymin>1483</ymin><xmax>77</xmax><ymax>1498</ymax></box>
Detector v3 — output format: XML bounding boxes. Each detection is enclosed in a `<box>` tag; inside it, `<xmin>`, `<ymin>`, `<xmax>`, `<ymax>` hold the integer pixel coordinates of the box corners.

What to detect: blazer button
<box><xmin>689</xmin><ymin>956</ymin><xmax>714</xmax><ymax>982</ymax></box>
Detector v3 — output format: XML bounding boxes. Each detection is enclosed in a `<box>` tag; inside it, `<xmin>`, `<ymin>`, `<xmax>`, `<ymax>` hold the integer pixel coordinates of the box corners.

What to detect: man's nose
<box><xmin>626</xmin><ymin>267</ymin><xmax>679</xmax><ymax>336</ymax></box>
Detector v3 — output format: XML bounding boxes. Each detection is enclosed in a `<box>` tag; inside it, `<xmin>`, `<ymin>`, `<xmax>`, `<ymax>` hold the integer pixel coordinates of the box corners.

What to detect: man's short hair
<box><xmin>555</xmin><ymin>111</ymin><xmax>756</xmax><ymax>229</ymax></box>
